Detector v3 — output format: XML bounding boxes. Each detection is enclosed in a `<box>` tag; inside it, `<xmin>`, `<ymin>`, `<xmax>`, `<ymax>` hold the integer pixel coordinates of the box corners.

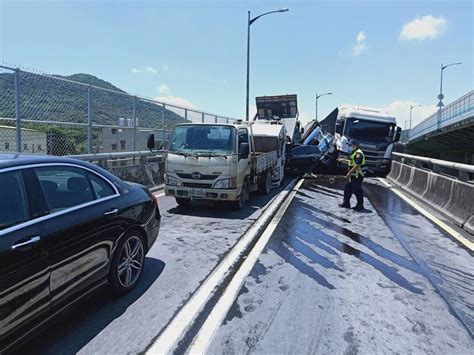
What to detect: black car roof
<box><xmin>0</xmin><ymin>153</ymin><xmax>122</xmax><ymax>184</ymax></box>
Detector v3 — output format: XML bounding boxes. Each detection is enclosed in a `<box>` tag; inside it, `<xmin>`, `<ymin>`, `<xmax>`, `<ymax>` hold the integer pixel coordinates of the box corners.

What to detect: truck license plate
<box><xmin>189</xmin><ymin>188</ymin><xmax>205</xmax><ymax>197</ymax></box>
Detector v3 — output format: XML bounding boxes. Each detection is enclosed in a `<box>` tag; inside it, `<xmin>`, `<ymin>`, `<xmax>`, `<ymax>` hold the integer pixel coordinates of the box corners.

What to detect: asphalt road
<box><xmin>206</xmin><ymin>177</ymin><xmax>473</xmax><ymax>354</ymax></box>
<box><xmin>15</xmin><ymin>176</ymin><xmax>474</xmax><ymax>354</ymax></box>
<box><xmin>16</xmin><ymin>178</ymin><xmax>293</xmax><ymax>355</ymax></box>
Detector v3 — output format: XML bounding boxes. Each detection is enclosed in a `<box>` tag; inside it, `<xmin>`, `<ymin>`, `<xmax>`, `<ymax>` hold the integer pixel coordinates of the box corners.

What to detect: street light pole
<box><xmin>409</xmin><ymin>104</ymin><xmax>421</xmax><ymax>131</ymax></box>
<box><xmin>246</xmin><ymin>11</ymin><xmax>251</xmax><ymax>122</ymax></box>
<box><xmin>245</xmin><ymin>8</ymin><xmax>289</xmax><ymax>121</ymax></box>
<box><xmin>315</xmin><ymin>92</ymin><xmax>332</xmax><ymax>121</ymax></box>
<box><xmin>438</xmin><ymin>62</ymin><xmax>462</xmax><ymax>109</ymax></box>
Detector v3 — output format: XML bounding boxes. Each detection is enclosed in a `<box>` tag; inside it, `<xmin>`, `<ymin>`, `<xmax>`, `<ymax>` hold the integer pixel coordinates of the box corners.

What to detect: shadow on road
<box><xmin>166</xmin><ymin>177</ymin><xmax>293</xmax><ymax>220</ymax></box>
<box><xmin>17</xmin><ymin>257</ymin><xmax>165</xmax><ymax>355</ymax></box>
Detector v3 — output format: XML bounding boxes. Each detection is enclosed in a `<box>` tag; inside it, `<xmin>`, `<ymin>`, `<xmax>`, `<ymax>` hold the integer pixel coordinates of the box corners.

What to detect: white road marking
<box><xmin>188</xmin><ymin>178</ymin><xmax>305</xmax><ymax>354</ymax></box>
<box><xmin>146</xmin><ymin>178</ymin><xmax>299</xmax><ymax>354</ymax></box>
<box><xmin>378</xmin><ymin>178</ymin><xmax>474</xmax><ymax>251</ymax></box>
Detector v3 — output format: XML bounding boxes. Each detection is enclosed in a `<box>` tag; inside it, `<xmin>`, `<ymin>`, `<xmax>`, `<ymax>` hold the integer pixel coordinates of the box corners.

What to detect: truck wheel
<box><xmin>259</xmin><ymin>171</ymin><xmax>272</xmax><ymax>195</ymax></box>
<box><xmin>233</xmin><ymin>181</ymin><xmax>249</xmax><ymax>210</ymax></box>
<box><xmin>176</xmin><ymin>198</ymin><xmax>191</xmax><ymax>207</ymax></box>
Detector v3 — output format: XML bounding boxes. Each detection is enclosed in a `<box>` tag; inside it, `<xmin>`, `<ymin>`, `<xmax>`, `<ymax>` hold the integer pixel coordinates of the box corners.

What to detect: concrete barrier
<box><xmin>406</xmin><ymin>168</ymin><xmax>429</xmax><ymax>197</ymax></box>
<box><xmin>388</xmin><ymin>160</ymin><xmax>402</xmax><ymax>181</ymax></box>
<box><xmin>422</xmin><ymin>172</ymin><xmax>455</xmax><ymax>213</ymax></box>
<box><xmin>388</xmin><ymin>161</ymin><xmax>474</xmax><ymax>236</ymax></box>
<box><xmin>397</xmin><ymin>163</ymin><xmax>413</xmax><ymax>187</ymax></box>
<box><xmin>442</xmin><ymin>180</ymin><xmax>474</xmax><ymax>228</ymax></box>
<box><xmin>108</xmin><ymin>161</ymin><xmax>164</xmax><ymax>188</ymax></box>
<box><xmin>464</xmin><ymin>216</ymin><xmax>474</xmax><ymax>235</ymax></box>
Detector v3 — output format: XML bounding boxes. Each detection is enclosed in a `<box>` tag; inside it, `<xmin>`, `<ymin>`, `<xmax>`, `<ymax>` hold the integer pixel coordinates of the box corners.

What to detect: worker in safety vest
<box><xmin>337</xmin><ymin>139</ymin><xmax>366</xmax><ymax>211</ymax></box>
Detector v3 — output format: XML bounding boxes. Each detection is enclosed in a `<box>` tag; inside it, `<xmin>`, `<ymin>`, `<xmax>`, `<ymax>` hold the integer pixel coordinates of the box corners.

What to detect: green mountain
<box><xmin>0</xmin><ymin>71</ymin><xmax>186</xmax><ymax>129</ymax></box>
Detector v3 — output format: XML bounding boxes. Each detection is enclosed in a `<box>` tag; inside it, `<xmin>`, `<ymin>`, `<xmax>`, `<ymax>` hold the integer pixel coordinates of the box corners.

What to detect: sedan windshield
<box><xmin>169</xmin><ymin>125</ymin><xmax>236</xmax><ymax>155</ymax></box>
<box><xmin>345</xmin><ymin>118</ymin><xmax>395</xmax><ymax>143</ymax></box>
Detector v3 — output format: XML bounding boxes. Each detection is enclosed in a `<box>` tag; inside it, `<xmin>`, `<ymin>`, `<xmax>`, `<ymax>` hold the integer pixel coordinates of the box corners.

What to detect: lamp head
<box><xmin>279</xmin><ymin>8</ymin><xmax>289</xmax><ymax>12</ymax></box>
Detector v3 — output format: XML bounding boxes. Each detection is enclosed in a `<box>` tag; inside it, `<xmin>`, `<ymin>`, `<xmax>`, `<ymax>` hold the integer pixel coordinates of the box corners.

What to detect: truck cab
<box><xmin>334</xmin><ymin>105</ymin><xmax>401</xmax><ymax>176</ymax></box>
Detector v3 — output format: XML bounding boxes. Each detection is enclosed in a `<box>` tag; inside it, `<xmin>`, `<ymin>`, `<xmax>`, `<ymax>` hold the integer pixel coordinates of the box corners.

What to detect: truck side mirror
<box><xmin>239</xmin><ymin>142</ymin><xmax>250</xmax><ymax>159</ymax></box>
<box><xmin>147</xmin><ymin>134</ymin><xmax>155</xmax><ymax>151</ymax></box>
<box><xmin>394</xmin><ymin>127</ymin><xmax>401</xmax><ymax>142</ymax></box>
<box><xmin>300</xmin><ymin>127</ymin><xmax>304</xmax><ymax>134</ymax></box>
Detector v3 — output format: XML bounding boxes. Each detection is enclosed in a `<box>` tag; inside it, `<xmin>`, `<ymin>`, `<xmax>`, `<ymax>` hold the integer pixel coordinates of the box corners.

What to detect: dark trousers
<box><xmin>343</xmin><ymin>175</ymin><xmax>364</xmax><ymax>207</ymax></box>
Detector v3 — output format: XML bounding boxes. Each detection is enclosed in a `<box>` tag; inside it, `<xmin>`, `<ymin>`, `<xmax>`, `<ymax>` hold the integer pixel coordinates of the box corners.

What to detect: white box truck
<box><xmin>161</xmin><ymin>120</ymin><xmax>286</xmax><ymax>209</ymax></box>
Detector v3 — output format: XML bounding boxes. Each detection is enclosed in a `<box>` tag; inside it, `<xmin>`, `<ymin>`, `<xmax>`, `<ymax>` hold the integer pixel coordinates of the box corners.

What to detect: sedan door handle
<box><xmin>12</xmin><ymin>236</ymin><xmax>41</xmax><ymax>250</ymax></box>
<box><xmin>104</xmin><ymin>208</ymin><xmax>119</xmax><ymax>216</ymax></box>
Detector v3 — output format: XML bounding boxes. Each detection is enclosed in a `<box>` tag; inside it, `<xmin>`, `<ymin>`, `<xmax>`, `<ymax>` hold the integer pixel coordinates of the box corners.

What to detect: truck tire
<box><xmin>259</xmin><ymin>170</ymin><xmax>272</xmax><ymax>195</ymax></box>
<box><xmin>176</xmin><ymin>198</ymin><xmax>191</xmax><ymax>207</ymax></box>
<box><xmin>233</xmin><ymin>181</ymin><xmax>249</xmax><ymax>210</ymax></box>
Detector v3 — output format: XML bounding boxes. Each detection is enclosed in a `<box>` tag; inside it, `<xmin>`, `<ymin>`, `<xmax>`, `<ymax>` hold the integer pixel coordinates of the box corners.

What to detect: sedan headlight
<box><xmin>165</xmin><ymin>174</ymin><xmax>182</xmax><ymax>186</ymax></box>
<box><xmin>213</xmin><ymin>179</ymin><xmax>231</xmax><ymax>189</ymax></box>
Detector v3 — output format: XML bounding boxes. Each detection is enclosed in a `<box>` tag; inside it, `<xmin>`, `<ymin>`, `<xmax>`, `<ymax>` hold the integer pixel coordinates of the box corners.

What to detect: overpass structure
<box><xmin>406</xmin><ymin>91</ymin><xmax>474</xmax><ymax>164</ymax></box>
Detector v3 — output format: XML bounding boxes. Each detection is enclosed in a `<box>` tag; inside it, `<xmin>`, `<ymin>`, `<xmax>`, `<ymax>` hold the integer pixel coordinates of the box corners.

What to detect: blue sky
<box><xmin>1</xmin><ymin>0</ymin><xmax>472</xmax><ymax>127</ymax></box>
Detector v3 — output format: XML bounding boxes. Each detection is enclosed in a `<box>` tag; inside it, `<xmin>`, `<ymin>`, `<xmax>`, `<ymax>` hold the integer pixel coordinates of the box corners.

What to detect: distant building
<box><xmin>97</xmin><ymin>126</ymin><xmax>171</xmax><ymax>153</ymax></box>
<box><xmin>0</xmin><ymin>125</ymin><xmax>47</xmax><ymax>153</ymax></box>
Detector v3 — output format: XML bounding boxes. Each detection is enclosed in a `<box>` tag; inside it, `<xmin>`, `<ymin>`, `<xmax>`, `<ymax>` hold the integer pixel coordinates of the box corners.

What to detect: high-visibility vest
<box><xmin>348</xmin><ymin>148</ymin><xmax>366</xmax><ymax>177</ymax></box>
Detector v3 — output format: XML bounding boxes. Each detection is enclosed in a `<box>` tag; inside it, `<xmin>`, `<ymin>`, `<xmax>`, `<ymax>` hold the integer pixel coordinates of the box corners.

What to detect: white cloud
<box><xmin>157</xmin><ymin>84</ymin><xmax>171</xmax><ymax>95</ymax></box>
<box><xmin>154</xmin><ymin>95</ymin><xmax>195</xmax><ymax>109</ymax></box>
<box><xmin>131</xmin><ymin>66</ymin><xmax>158</xmax><ymax>75</ymax></box>
<box><xmin>352</xmin><ymin>31</ymin><xmax>367</xmax><ymax>56</ymax></box>
<box><xmin>399</xmin><ymin>15</ymin><xmax>447</xmax><ymax>41</ymax></box>
<box><xmin>385</xmin><ymin>100</ymin><xmax>437</xmax><ymax>128</ymax></box>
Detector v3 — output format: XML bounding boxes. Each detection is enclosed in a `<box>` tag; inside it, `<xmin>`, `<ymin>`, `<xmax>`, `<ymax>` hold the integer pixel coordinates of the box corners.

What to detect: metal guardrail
<box><xmin>392</xmin><ymin>152</ymin><xmax>474</xmax><ymax>182</ymax></box>
<box><xmin>70</xmin><ymin>150</ymin><xmax>164</xmax><ymax>168</ymax></box>
<box><xmin>409</xmin><ymin>90</ymin><xmax>474</xmax><ymax>141</ymax></box>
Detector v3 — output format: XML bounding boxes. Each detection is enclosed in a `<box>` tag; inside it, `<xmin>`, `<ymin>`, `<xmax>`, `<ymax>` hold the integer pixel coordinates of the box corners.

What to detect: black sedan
<box><xmin>285</xmin><ymin>145</ymin><xmax>323</xmax><ymax>175</ymax></box>
<box><xmin>0</xmin><ymin>153</ymin><xmax>160</xmax><ymax>352</ymax></box>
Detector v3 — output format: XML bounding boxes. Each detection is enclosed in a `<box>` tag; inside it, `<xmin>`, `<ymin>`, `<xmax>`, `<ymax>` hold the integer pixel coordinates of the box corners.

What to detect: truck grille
<box><xmin>182</xmin><ymin>182</ymin><xmax>213</xmax><ymax>188</ymax></box>
<box><xmin>177</xmin><ymin>173</ymin><xmax>219</xmax><ymax>180</ymax></box>
<box><xmin>364</xmin><ymin>150</ymin><xmax>385</xmax><ymax>163</ymax></box>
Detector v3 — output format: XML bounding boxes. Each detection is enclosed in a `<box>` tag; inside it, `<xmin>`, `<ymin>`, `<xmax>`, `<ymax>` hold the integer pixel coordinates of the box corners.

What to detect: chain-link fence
<box><xmin>0</xmin><ymin>65</ymin><xmax>237</xmax><ymax>156</ymax></box>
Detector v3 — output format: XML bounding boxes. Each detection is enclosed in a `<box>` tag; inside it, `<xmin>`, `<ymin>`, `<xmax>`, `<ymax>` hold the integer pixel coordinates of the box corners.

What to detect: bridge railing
<box><xmin>392</xmin><ymin>152</ymin><xmax>474</xmax><ymax>183</ymax></box>
<box><xmin>409</xmin><ymin>90</ymin><xmax>474</xmax><ymax>141</ymax></box>
<box><xmin>0</xmin><ymin>65</ymin><xmax>237</xmax><ymax>157</ymax></box>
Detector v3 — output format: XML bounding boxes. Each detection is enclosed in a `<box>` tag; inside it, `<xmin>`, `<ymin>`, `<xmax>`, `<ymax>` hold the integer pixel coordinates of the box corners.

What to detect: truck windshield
<box><xmin>345</xmin><ymin>118</ymin><xmax>395</xmax><ymax>143</ymax></box>
<box><xmin>169</xmin><ymin>125</ymin><xmax>236</xmax><ymax>155</ymax></box>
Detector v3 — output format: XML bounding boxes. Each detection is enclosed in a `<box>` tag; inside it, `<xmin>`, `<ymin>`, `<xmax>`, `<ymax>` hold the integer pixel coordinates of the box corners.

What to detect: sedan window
<box><xmin>0</xmin><ymin>171</ymin><xmax>29</xmax><ymax>230</ymax></box>
<box><xmin>35</xmin><ymin>167</ymin><xmax>94</xmax><ymax>213</ymax></box>
<box><xmin>88</xmin><ymin>172</ymin><xmax>116</xmax><ymax>199</ymax></box>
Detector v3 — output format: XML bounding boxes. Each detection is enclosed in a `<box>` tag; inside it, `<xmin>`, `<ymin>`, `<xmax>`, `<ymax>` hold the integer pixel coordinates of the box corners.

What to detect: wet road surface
<box><xmin>207</xmin><ymin>177</ymin><xmax>473</xmax><ymax>354</ymax></box>
<box><xmin>16</xmin><ymin>178</ymin><xmax>293</xmax><ymax>355</ymax></box>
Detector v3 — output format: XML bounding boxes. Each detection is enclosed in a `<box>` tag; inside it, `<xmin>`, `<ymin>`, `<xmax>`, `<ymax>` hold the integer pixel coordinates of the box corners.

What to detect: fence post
<box><xmin>226</xmin><ymin>118</ymin><xmax>229</xmax><ymax>124</ymax></box>
<box><xmin>87</xmin><ymin>85</ymin><xmax>92</xmax><ymax>154</ymax></box>
<box><xmin>215</xmin><ymin>115</ymin><xmax>218</xmax><ymax>123</ymax></box>
<box><xmin>14</xmin><ymin>69</ymin><xmax>21</xmax><ymax>152</ymax></box>
<box><xmin>184</xmin><ymin>108</ymin><xmax>188</xmax><ymax>123</ymax></box>
<box><xmin>202</xmin><ymin>112</ymin><xmax>205</xmax><ymax>123</ymax></box>
<box><xmin>162</xmin><ymin>103</ymin><xmax>166</xmax><ymax>148</ymax></box>
<box><xmin>132</xmin><ymin>96</ymin><xmax>137</xmax><ymax>152</ymax></box>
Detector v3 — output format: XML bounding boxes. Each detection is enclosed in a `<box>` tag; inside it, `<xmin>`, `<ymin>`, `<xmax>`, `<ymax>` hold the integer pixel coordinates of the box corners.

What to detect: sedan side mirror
<box><xmin>239</xmin><ymin>142</ymin><xmax>250</xmax><ymax>159</ymax></box>
<box><xmin>147</xmin><ymin>134</ymin><xmax>155</xmax><ymax>151</ymax></box>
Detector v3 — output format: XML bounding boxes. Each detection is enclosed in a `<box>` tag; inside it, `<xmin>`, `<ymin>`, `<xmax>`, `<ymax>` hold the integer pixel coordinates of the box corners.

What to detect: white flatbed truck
<box><xmin>161</xmin><ymin>120</ymin><xmax>286</xmax><ymax>209</ymax></box>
